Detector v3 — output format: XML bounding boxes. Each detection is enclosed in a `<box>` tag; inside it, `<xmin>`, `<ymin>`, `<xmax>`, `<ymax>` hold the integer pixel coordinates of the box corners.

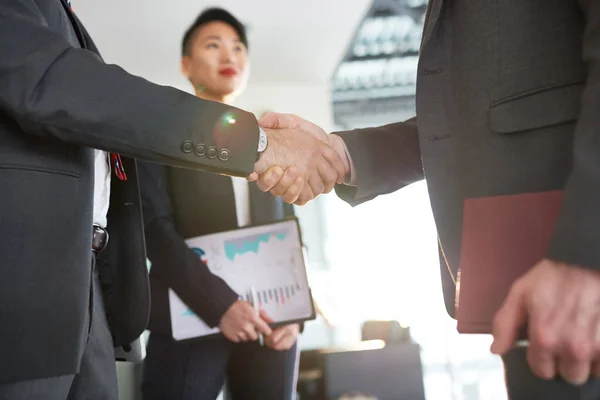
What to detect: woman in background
<box><xmin>138</xmin><ymin>8</ymin><xmax>301</xmax><ymax>400</ymax></box>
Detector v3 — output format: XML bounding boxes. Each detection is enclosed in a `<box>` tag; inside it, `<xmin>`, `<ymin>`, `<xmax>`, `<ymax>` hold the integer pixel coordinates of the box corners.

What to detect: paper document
<box><xmin>169</xmin><ymin>219</ymin><xmax>314</xmax><ymax>341</ymax></box>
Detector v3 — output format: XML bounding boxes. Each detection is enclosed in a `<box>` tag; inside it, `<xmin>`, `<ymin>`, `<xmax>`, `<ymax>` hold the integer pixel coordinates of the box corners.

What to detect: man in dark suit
<box><xmin>255</xmin><ymin>1</ymin><xmax>600</xmax><ymax>398</ymax></box>
<box><xmin>0</xmin><ymin>1</ymin><xmax>343</xmax><ymax>398</ymax></box>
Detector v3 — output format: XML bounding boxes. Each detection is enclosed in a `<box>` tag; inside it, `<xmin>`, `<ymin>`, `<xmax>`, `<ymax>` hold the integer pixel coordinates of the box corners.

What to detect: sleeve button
<box><xmin>194</xmin><ymin>144</ymin><xmax>206</xmax><ymax>157</ymax></box>
<box><xmin>219</xmin><ymin>149</ymin><xmax>230</xmax><ymax>161</ymax></box>
<box><xmin>207</xmin><ymin>146</ymin><xmax>218</xmax><ymax>159</ymax></box>
<box><xmin>181</xmin><ymin>140</ymin><xmax>193</xmax><ymax>153</ymax></box>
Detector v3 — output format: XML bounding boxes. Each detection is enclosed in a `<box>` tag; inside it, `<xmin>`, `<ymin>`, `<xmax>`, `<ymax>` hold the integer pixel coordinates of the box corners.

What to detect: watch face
<box><xmin>258</xmin><ymin>128</ymin><xmax>268</xmax><ymax>152</ymax></box>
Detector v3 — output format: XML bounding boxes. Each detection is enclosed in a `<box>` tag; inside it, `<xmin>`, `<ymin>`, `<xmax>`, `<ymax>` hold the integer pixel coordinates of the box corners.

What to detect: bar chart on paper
<box><xmin>169</xmin><ymin>219</ymin><xmax>314</xmax><ymax>341</ymax></box>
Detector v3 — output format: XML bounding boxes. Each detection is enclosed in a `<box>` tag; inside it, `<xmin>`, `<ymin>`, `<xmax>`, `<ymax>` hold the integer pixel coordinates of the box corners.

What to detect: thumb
<box><xmin>247</xmin><ymin>172</ymin><xmax>258</xmax><ymax>182</ymax></box>
<box><xmin>253</xmin><ymin>314</ymin><xmax>273</xmax><ymax>336</ymax></box>
<box><xmin>258</xmin><ymin>112</ymin><xmax>297</xmax><ymax>129</ymax></box>
<box><xmin>271</xmin><ymin>327</ymin><xmax>286</xmax><ymax>344</ymax></box>
<box><xmin>258</xmin><ymin>112</ymin><xmax>282</xmax><ymax>129</ymax></box>
<box><xmin>490</xmin><ymin>284</ymin><xmax>527</xmax><ymax>355</ymax></box>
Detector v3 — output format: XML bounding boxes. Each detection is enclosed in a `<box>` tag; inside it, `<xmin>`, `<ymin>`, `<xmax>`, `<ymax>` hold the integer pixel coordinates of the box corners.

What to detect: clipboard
<box><xmin>169</xmin><ymin>217</ymin><xmax>316</xmax><ymax>341</ymax></box>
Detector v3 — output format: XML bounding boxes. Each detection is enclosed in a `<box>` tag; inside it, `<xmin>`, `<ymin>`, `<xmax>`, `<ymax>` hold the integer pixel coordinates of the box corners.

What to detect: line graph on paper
<box><xmin>169</xmin><ymin>219</ymin><xmax>313</xmax><ymax>340</ymax></box>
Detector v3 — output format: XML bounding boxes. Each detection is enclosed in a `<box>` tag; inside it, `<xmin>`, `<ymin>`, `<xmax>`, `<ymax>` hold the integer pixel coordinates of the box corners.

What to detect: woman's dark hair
<box><xmin>181</xmin><ymin>8</ymin><xmax>248</xmax><ymax>56</ymax></box>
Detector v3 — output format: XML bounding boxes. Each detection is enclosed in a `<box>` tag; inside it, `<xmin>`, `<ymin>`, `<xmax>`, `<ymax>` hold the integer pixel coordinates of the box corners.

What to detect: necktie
<box><xmin>111</xmin><ymin>154</ymin><xmax>128</xmax><ymax>181</ymax></box>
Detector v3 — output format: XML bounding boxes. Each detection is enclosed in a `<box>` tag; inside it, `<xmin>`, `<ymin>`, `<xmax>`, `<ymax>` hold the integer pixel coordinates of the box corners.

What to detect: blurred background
<box><xmin>74</xmin><ymin>0</ymin><xmax>507</xmax><ymax>398</ymax></box>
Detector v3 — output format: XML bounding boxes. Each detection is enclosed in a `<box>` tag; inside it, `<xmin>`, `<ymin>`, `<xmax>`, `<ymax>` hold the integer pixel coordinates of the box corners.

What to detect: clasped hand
<box><xmin>219</xmin><ymin>300</ymin><xmax>299</xmax><ymax>350</ymax></box>
<box><xmin>250</xmin><ymin>112</ymin><xmax>350</xmax><ymax>205</ymax></box>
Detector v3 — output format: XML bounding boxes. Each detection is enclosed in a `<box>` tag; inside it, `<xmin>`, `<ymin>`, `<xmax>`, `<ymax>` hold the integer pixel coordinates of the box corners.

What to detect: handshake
<box><xmin>249</xmin><ymin>112</ymin><xmax>351</xmax><ymax>205</ymax></box>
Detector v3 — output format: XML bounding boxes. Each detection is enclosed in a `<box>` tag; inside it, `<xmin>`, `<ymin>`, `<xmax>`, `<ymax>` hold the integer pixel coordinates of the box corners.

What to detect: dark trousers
<box><xmin>503</xmin><ymin>347</ymin><xmax>600</xmax><ymax>400</ymax></box>
<box><xmin>0</xmin><ymin>260</ymin><xmax>117</xmax><ymax>400</ymax></box>
<box><xmin>142</xmin><ymin>332</ymin><xmax>299</xmax><ymax>400</ymax></box>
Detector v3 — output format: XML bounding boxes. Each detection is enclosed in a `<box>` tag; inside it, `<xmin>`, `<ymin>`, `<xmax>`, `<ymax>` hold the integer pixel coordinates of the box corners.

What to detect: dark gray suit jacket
<box><xmin>0</xmin><ymin>0</ymin><xmax>260</xmax><ymax>383</ymax></box>
<box><xmin>336</xmin><ymin>0</ymin><xmax>597</xmax><ymax>317</ymax></box>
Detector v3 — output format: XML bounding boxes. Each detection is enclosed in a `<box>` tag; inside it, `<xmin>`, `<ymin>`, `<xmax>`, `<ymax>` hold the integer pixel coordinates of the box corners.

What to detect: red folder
<box><xmin>456</xmin><ymin>190</ymin><xmax>564</xmax><ymax>334</ymax></box>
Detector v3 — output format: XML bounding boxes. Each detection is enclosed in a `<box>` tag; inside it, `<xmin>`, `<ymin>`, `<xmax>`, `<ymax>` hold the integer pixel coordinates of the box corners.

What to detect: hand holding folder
<box><xmin>456</xmin><ymin>190</ymin><xmax>600</xmax><ymax>385</ymax></box>
<box><xmin>218</xmin><ymin>299</ymin><xmax>271</xmax><ymax>344</ymax></box>
<box><xmin>169</xmin><ymin>219</ymin><xmax>315</xmax><ymax>341</ymax></box>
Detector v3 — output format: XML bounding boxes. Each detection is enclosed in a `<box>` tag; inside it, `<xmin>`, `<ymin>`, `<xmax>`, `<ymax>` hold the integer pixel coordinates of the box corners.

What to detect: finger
<box><xmin>259</xmin><ymin>309</ymin><xmax>275</xmax><ymax>324</ymax></box>
<box><xmin>557</xmin><ymin>325</ymin><xmax>595</xmax><ymax>385</ymax></box>
<box><xmin>237</xmin><ymin>331</ymin><xmax>248</xmax><ymax>342</ymax></box>
<box><xmin>293</xmin><ymin>185</ymin><xmax>314</xmax><ymax>206</ymax></box>
<box><xmin>307</xmin><ymin>172</ymin><xmax>325</xmax><ymax>197</ymax></box>
<box><xmin>258</xmin><ymin>112</ymin><xmax>280</xmax><ymax>129</ymax></box>
<box><xmin>253</xmin><ymin>315</ymin><xmax>273</xmax><ymax>336</ymax></box>
<box><xmin>258</xmin><ymin>112</ymin><xmax>298</xmax><ymax>130</ymax></box>
<box><xmin>247</xmin><ymin>172</ymin><xmax>258</xmax><ymax>182</ymax></box>
<box><xmin>273</xmin><ymin>332</ymin><xmax>297</xmax><ymax>351</ymax></box>
<box><xmin>243</xmin><ymin>324</ymin><xmax>259</xmax><ymax>342</ymax></box>
<box><xmin>256</xmin><ymin>166</ymin><xmax>285</xmax><ymax>192</ymax></box>
<box><xmin>270</xmin><ymin>168</ymin><xmax>300</xmax><ymax>197</ymax></box>
<box><xmin>280</xmin><ymin>176</ymin><xmax>304</xmax><ymax>204</ymax></box>
<box><xmin>527</xmin><ymin>315</ymin><xmax>560</xmax><ymax>380</ymax></box>
<box><xmin>491</xmin><ymin>281</ymin><xmax>528</xmax><ymax>355</ymax></box>
<box><xmin>264</xmin><ymin>335</ymin><xmax>275</xmax><ymax>348</ymax></box>
<box><xmin>317</xmin><ymin>160</ymin><xmax>339</xmax><ymax>194</ymax></box>
<box><xmin>322</xmin><ymin>143</ymin><xmax>346</xmax><ymax>184</ymax></box>
<box><xmin>525</xmin><ymin>288</ymin><xmax>575</xmax><ymax>380</ymax></box>
<box><xmin>527</xmin><ymin>345</ymin><xmax>557</xmax><ymax>380</ymax></box>
<box><xmin>226</xmin><ymin>331</ymin><xmax>240</xmax><ymax>343</ymax></box>
<box><xmin>558</xmin><ymin>358</ymin><xmax>591</xmax><ymax>386</ymax></box>
<box><xmin>270</xmin><ymin>328</ymin><xmax>286</xmax><ymax>345</ymax></box>
<box><xmin>274</xmin><ymin>337</ymin><xmax>296</xmax><ymax>351</ymax></box>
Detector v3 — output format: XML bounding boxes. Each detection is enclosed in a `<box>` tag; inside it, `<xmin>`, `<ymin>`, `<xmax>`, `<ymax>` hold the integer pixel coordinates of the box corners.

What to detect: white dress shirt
<box><xmin>93</xmin><ymin>150</ymin><xmax>111</xmax><ymax>228</ymax></box>
<box><xmin>231</xmin><ymin>176</ymin><xmax>251</xmax><ymax>227</ymax></box>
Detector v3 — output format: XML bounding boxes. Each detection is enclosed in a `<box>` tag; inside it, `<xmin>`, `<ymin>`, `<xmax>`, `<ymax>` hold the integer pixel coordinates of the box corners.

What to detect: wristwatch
<box><xmin>256</xmin><ymin>127</ymin><xmax>268</xmax><ymax>160</ymax></box>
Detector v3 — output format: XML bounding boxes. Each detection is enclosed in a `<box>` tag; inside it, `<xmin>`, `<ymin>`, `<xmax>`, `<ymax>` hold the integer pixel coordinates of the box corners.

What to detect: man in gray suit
<box><xmin>254</xmin><ymin>0</ymin><xmax>600</xmax><ymax>398</ymax></box>
<box><xmin>0</xmin><ymin>1</ymin><xmax>343</xmax><ymax>399</ymax></box>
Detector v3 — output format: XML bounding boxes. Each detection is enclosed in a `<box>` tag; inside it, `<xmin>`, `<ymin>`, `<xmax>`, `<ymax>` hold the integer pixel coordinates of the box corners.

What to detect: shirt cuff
<box><xmin>334</xmin><ymin>134</ymin><xmax>357</xmax><ymax>186</ymax></box>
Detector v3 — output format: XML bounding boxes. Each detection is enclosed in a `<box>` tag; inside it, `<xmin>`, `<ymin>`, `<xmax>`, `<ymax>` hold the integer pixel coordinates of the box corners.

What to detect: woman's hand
<box><xmin>218</xmin><ymin>300</ymin><xmax>272</xmax><ymax>343</ymax></box>
<box><xmin>265</xmin><ymin>323</ymin><xmax>300</xmax><ymax>351</ymax></box>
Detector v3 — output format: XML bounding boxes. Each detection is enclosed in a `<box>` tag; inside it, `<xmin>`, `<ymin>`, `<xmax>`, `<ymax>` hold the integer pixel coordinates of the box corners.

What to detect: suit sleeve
<box><xmin>138</xmin><ymin>161</ymin><xmax>238</xmax><ymax>327</ymax></box>
<box><xmin>547</xmin><ymin>0</ymin><xmax>600</xmax><ymax>269</ymax></box>
<box><xmin>333</xmin><ymin>118</ymin><xmax>424</xmax><ymax>206</ymax></box>
<box><xmin>0</xmin><ymin>1</ymin><xmax>258</xmax><ymax>176</ymax></box>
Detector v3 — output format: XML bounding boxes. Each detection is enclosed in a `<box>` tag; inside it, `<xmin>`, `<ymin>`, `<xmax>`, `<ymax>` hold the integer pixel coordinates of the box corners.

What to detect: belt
<box><xmin>92</xmin><ymin>225</ymin><xmax>109</xmax><ymax>253</ymax></box>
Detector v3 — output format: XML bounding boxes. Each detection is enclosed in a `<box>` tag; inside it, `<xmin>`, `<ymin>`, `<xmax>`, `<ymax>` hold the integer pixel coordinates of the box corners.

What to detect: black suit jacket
<box><xmin>336</xmin><ymin>0</ymin><xmax>598</xmax><ymax>317</ymax></box>
<box><xmin>138</xmin><ymin>161</ymin><xmax>294</xmax><ymax>336</ymax></box>
<box><xmin>0</xmin><ymin>0</ymin><xmax>260</xmax><ymax>383</ymax></box>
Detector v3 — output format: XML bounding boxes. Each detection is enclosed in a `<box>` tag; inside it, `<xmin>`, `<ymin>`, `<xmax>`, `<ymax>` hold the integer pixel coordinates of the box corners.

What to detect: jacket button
<box><xmin>219</xmin><ymin>149</ymin><xmax>230</xmax><ymax>161</ymax></box>
<box><xmin>181</xmin><ymin>140</ymin><xmax>193</xmax><ymax>153</ymax></box>
<box><xmin>207</xmin><ymin>146</ymin><xmax>217</xmax><ymax>159</ymax></box>
<box><xmin>194</xmin><ymin>144</ymin><xmax>206</xmax><ymax>157</ymax></box>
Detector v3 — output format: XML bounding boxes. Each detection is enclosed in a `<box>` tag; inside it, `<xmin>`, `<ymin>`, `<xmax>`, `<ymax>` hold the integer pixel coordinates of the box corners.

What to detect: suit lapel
<box><xmin>420</xmin><ymin>0</ymin><xmax>444</xmax><ymax>50</ymax></box>
<box><xmin>72</xmin><ymin>13</ymin><xmax>102</xmax><ymax>54</ymax></box>
<box><xmin>59</xmin><ymin>0</ymin><xmax>87</xmax><ymax>48</ymax></box>
<box><xmin>59</xmin><ymin>0</ymin><xmax>94</xmax><ymax>52</ymax></box>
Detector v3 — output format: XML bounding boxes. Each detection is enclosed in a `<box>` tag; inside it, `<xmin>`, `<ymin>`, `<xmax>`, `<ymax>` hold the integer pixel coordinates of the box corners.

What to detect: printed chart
<box><xmin>169</xmin><ymin>219</ymin><xmax>313</xmax><ymax>340</ymax></box>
